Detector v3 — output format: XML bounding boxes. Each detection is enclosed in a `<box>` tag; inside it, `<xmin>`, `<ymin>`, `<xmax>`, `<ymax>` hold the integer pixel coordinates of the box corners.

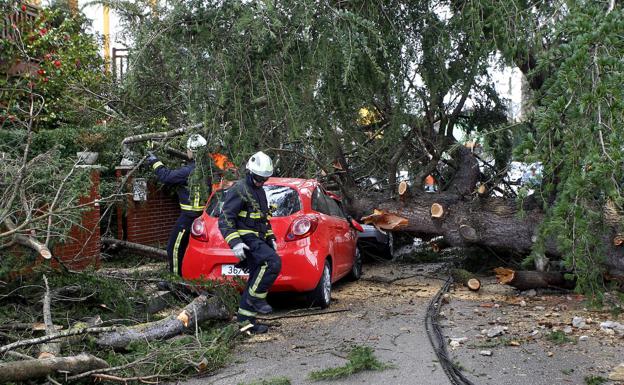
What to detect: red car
<box><xmin>182</xmin><ymin>178</ymin><xmax>363</xmax><ymax>308</ymax></box>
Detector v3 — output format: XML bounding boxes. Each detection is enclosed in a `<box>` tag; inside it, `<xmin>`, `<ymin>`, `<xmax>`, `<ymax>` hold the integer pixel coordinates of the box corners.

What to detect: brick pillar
<box><xmin>116</xmin><ymin>166</ymin><xmax>181</xmax><ymax>247</ymax></box>
<box><xmin>52</xmin><ymin>167</ymin><xmax>101</xmax><ymax>270</ymax></box>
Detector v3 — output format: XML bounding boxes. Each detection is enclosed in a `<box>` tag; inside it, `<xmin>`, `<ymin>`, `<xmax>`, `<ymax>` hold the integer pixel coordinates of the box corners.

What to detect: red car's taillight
<box><xmin>190</xmin><ymin>217</ymin><xmax>209</xmax><ymax>242</ymax></box>
<box><xmin>286</xmin><ymin>215</ymin><xmax>318</xmax><ymax>241</ymax></box>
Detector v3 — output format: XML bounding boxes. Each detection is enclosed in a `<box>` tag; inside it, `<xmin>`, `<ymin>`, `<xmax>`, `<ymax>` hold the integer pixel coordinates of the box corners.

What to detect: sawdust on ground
<box><xmin>443</xmin><ymin>277</ymin><xmax>624</xmax><ymax>385</ymax></box>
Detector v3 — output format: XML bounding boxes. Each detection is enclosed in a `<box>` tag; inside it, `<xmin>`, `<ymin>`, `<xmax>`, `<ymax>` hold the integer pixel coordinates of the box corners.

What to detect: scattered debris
<box><xmin>572</xmin><ymin>316</ymin><xmax>586</xmax><ymax>329</ymax></box>
<box><xmin>599</xmin><ymin>321</ymin><xmax>624</xmax><ymax>336</ymax></box>
<box><xmin>449</xmin><ymin>337</ymin><xmax>468</xmax><ymax>348</ymax></box>
<box><xmin>609</xmin><ymin>363</ymin><xmax>624</xmax><ymax>381</ymax></box>
<box><xmin>485</xmin><ymin>326</ymin><xmax>505</xmax><ymax>338</ymax></box>
<box><xmin>479</xmin><ymin>350</ymin><xmax>493</xmax><ymax>356</ymax></box>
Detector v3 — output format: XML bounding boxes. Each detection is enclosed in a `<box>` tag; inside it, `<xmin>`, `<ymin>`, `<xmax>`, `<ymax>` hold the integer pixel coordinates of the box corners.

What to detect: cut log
<box><xmin>3</xmin><ymin>218</ymin><xmax>51</xmax><ymax>259</ymax></box>
<box><xmin>101</xmin><ymin>238</ymin><xmax>167</xmax><ymax>260</ymax></box>
<box><xmin>614</xmin><ymin>234</ymin><xmax>624</xmax><ymax>247</ymax></box>
<box><xmin>0</xmin><ymin>353</ymin><xmax>108</xmax><ymax>382</ymax></box>
<box><xmin>450</xmin><ymin>269</ymin><xmax>481</xmax><ymax>291</ymax></box>
<box><xmin>398</xmin><ymin>181</ymin><xmax>409</xmax><ymax>198</ymax></box>
<box><xmin>458</xmin><ymin>223</ymin><xmax>478</xmax><ymax>242</ymax></box>
<box><xmin>430</xmin><ymin>203</ymin><xmax>444</xmax><ymax>218</ymax></box>
<box><xmin>361</xmin><ymin>209</ymin><xmax>408</xmax><ymax>231</ymax></box>
<box><xmin>477</xmin><ymin>184</ymin><xmax>487</xmax><ymax>196</ymax></box>
<box><xmin>96</xmin><ymin>294</ymin><xmax>230</xmax><ymax>349</ymax></box>
<box><xmin>494</xmin><ymin>267</ymin><xmax>575</xmax><ymax>290</ymax></box>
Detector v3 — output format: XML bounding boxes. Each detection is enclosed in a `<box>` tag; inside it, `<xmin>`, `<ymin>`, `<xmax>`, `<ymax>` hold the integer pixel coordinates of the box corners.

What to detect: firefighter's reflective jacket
<box><xmin>152</xmin><ymin>160</ymin><xmax>210</xmax><ymax>214</ymax></box>
<box><xmin>218</xmin><ymin>174</ymin><xmax>275</xmax><ymax>248</ymax></box>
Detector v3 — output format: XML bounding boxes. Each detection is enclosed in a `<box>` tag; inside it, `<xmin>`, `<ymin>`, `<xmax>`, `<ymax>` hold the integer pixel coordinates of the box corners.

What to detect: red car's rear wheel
<box><xmin>308</xmin><ymin>260</ymin><xmax>331</xmax><ymax>309</ymax></box>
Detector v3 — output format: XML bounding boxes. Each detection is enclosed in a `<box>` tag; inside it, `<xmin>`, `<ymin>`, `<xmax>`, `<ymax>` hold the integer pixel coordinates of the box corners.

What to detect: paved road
<box><xmin>186</xmin><ymin>262</ymin><xmax>451</xmax><ymax>385</ymax></box>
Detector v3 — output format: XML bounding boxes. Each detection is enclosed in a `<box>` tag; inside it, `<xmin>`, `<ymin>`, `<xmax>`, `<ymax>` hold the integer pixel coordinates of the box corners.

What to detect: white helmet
<box><xmin>246</xmin><ymin>151</ymin><xmax>274</xmax><ymax>177</ymax></box>
<box><xmin>187</xmin><ymin>134</ymin><xmax>207</xmax><ymax>151</ymax></box>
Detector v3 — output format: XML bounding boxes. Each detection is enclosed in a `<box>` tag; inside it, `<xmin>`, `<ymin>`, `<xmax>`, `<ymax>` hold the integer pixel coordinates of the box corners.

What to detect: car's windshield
<box><xmin>206</xmin><ymin>185</ymin><xmax>301</xmax><ymax>217</ymax></box>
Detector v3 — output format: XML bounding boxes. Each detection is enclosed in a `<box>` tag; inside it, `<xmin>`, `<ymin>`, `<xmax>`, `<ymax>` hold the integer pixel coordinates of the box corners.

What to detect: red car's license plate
<box><xmin>221</xmin><ymin>264</ymin><xmax>248</xmax><ymax>276</ymax></box>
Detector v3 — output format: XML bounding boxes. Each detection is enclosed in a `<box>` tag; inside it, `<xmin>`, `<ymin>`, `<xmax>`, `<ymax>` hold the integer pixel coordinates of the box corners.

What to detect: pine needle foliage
<box><xmin>530</xmin><ymin>3</ymin><xmax>624</xmax><ymax>298</ymax></box>
<box><xmin>308</xmin><ymin>345</ymin><xmax>392</xmax><ymax>381</ymax></box>
<box><xmin>111</xmin><ymin>0</ymin><xmax>506</xmax><ymax>190</ymax></box>
<box><xmin>471</xmin><ymin>0</ymin><xmax>624</xmax><ymax>299</ymax></box>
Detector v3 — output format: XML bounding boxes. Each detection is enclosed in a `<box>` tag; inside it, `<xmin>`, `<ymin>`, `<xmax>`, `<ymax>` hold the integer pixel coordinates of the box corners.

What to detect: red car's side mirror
<box><xmin>350</xmin><ymin>219</ymin><xmax>364</xmax><ymax>232</ymax></box>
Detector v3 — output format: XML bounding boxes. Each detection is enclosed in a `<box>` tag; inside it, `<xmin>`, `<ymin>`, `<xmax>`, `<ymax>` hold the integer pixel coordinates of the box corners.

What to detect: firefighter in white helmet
<box><xmin>146</xmin><ymin>134</ymin><xmax>211</xmax><ymax>276</ymax></box>
<box><xmin>218</xmin><ymin>151</ymin><xmax>280</xmax><ymax>334</ymax></box>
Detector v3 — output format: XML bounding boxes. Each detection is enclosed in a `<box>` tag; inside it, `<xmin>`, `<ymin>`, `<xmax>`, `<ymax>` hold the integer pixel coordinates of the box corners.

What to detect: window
<box><xmin>205</xmin><ymin>191</ymin><xmax>225</xmax><ymax>217</ymax></box>
<box><xmin>206</xmin><ymin>186</ymin><xmax>301</xmax><ymax>217</ymax></box>
<box><xmin>312</xmin><ymin>187</ymin><xmax>330</xmax><ymax>215</ymax></box>
<box><xmin>264</xmin><ymin>185</ymin><xmax>301</xmax><ymax>216</ymax></box>
<box><xmin>325</xmin><ymin>196</ymin><xmax>346</xmax><ymax>219</ymax></box>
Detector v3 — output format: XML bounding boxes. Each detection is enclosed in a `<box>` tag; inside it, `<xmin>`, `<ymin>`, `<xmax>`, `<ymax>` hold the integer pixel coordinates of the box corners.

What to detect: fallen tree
<box><xmin>0</xmin><ymin>353</ymin><xmax>108</xmax><ymax>383</ymax></box>
<box><xmin>101</xmin><ymin>237</ymin><xmax>168</xmax><ymax>260</ymax></box>
<box><xmin>358</xmin><ymin>147</ymin><xmax>624</xmax><ymax>278</ymax></box>
<box><xmin>96</xmin><ymin>294</ymin><xmax>231</xmax><ymax>349</ymax></box>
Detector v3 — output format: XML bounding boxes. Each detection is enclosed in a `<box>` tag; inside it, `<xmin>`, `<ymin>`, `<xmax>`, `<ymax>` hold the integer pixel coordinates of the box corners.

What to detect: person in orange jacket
<box><xmin>424</xmin><ymin>174</ymin><xmax>437</xmax><ymax>193</ymax></box>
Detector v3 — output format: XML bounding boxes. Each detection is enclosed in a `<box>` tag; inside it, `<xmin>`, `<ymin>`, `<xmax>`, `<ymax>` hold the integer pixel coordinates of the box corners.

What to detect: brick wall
<box><xmin>116</xmin><ymin>167</ymin><xmax>180</xmax><ymax>247</ymax></box>
<box><xmin>52</xmin><ymin>168</ymin><xmax>101</xmax><ymax>270</ymax></box>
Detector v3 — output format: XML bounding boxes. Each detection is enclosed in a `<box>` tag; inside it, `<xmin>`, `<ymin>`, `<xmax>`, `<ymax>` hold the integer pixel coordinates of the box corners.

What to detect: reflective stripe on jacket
<box><xmin>152</xmin><ymin>160</ymin><xmax>210</xmax><ymax>214</ymax></box>
<box><xmin>218</xmin><ymin>174</ymin><xmax>275</xmax><ymax>248</ymax></box>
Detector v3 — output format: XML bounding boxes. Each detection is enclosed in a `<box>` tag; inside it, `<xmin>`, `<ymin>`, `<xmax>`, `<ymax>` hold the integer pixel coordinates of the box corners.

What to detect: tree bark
<box><xmin>3</xmin><ymin>218</ymin><xmax>51</xmax><ymax>259</ymax></box>
<box><xmin>349</xmin><ymin>143</ymin><xmax>624</xmax><ymax>277</ymax></box>
<box><xmin>39</xmin><ymin>275</ymin><xmax>60</xmax><ymax>359</ymax></box>
<box><xmin>494</xmin><ymin>267</ymin><xmax>575</xmax><ymax>290</ymax></box>
<box><xmin>0</xmin><ymin>353</ymin><xmax>108</xmax><ymax>382</ymax></box>
<box><xmin>101</xmin><ymin>237</ymin><xmax>167</xmax><ymax>260</ymax></box>
<box><xmin>96</xmin><ymin>295</ymin><xmax>231</xmax><ymax>349</ymax></box>
<box><xmin>120</xmin><ymin>123</ymin><xmax>203</xmax><ymax>146</ymax></box>
<box><xmin>450</xmin><ymin>268</ymin><xmax>481</xmax><ymax>291</ymax></box>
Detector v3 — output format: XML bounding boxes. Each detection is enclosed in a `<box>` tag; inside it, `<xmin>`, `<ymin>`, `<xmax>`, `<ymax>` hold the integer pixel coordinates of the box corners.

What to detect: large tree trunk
<box><xmin>354</xmin><ymin>147</ymin><xmax>624</xmax><ymax>276</ymax></box>
<box><xmin>0</xmin><ymin>353</ymin><xmax>108</xmax><ymax>382</ymax></box>
<box><xmin>96</xmin><ymin>295</ymin><xmax>230</xmax><ymax>349</ymax></box>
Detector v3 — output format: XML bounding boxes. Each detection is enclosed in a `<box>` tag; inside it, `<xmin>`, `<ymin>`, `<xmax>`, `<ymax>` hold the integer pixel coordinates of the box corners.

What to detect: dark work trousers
<box><xmin>166</xmin><ymin>212</ymin><xmax>199</xmax><ymax>276</ymax></box>
<box><xmin>236</xmin><ymin>235</ymin><xmax>282</xmax><ymax>323</ymax></box>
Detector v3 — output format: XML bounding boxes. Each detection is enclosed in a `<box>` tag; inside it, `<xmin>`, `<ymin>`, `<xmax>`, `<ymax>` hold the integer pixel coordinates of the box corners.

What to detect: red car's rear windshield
<box><xmin>206</xmin><ymin>185</ymin><xmax>302</xmax><ymax>217</ymax></box>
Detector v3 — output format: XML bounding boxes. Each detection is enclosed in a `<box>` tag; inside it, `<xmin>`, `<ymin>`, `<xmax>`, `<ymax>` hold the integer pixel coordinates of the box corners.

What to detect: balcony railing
<box><xmin>1</xmin><ymin>3</ymin><xmax>40</xmax><ymax>41</ymax></box>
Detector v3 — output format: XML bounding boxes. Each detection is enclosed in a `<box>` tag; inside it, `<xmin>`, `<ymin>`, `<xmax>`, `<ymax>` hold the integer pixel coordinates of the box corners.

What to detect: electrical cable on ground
<box><xmin>425</xmin><ymin>277</ymin><xmax>477</xmax><ymax>385</ymax></box>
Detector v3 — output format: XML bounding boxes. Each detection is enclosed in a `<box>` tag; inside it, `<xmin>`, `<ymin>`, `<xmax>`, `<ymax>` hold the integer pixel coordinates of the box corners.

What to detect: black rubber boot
<box><xmin>246</xmin><ymin>297</ymin><xmax>273</xmax><ymax>314</ymax></box>
<box><xmin>249</xmin><ymin>323</ymin><xmax>269</xmax><ymax>334</ymax></box>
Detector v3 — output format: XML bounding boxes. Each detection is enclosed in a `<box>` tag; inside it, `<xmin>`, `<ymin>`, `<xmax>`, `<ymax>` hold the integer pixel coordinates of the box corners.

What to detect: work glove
<box><xmin>232</xmin><ymin>243</ymin><xmax>249</xmax><ymax>260</ymax></box>
<box><xmin>146</xmin><ymin>151</ymin><xmax>158</xmax><ymax>166</ymax></box>
<box><xmin>270</xmin><ymin>239</ymin><xmax>278</xmax><ymax>251</ymax></box>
